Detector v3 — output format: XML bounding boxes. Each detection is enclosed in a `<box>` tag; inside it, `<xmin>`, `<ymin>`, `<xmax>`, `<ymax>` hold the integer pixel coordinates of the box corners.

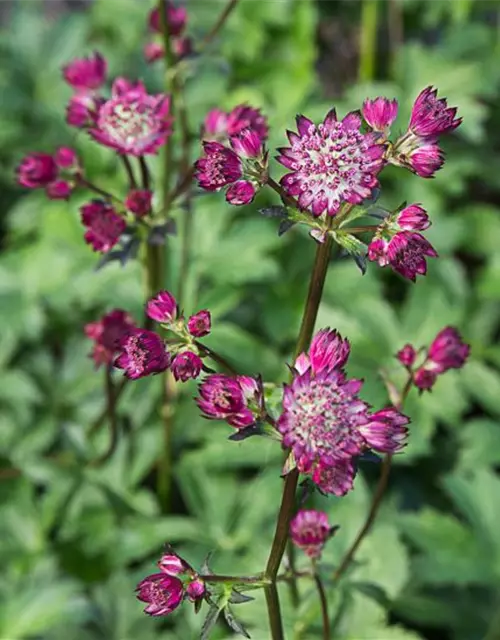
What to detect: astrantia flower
<box><xmin>146</xmin><ymin>290</ymin><xmax>178</xmax><ymax>325</ymax></box>
<box><xmin>203</xmin><ymin>104</ymin><xmax>269</xmax><ymax>142</ymax></box>
<box><xmin>149</xmin><ymin>1</ymin><xmax>187</xmax><ymax>36</ymax></box>
<box><xmin>186</xmin><ymin>579</ymin><xmax>205</xmax><ymax>601</ymax></box>
<box><xmin>17</xmin><ymin>153</ymin><xmax>57</xmax><ymax>189</ymax></box>
<box><xmin>197</xmin><ymin>374</ymin><xmax>259</xmax><ymax>428</ymax></box>
<box><xmin>46</xmin><ymin>180</ymin><xmax>72</xmax><ymax>200</ymax></box>
<box><xmin>144</xmin><ymin>42</ymin><xmax>165</xmax><ymax>64</ymax></box>
<box><xmin>397</xmin><ymin>344</ymin><xmax>417</xmax><ymax>367</ymax></box>
<box><xmin>195</xmin><ymin>129</ymin><xmax>267</xmax><ymax>205</ymax></box>
<box><xmin>277</xmin><ymin>110</ymin><xmax>385</xmax><ymax>217</ymax></box>
<box><xmin>80</xmin><ymin>200</ymin><xmax>126</xmax><ymax>253</ymax></box>
<box><xmin>395</xmin><ymin>204</ymin><xmax>430</xmax><ymax>231</ymax></box>
<box><xmin>66</xmin><ymin>93</ymin><xmax>101</xmax><ymax>129</ymax></box>
<box><xmin>89</xmin><ymin>78</ymin><xmax>172</xmax><ymax>156</ymax></box>
<box><xmin>278</xmin><ymin>328</ymin><xmax>408</xmax><ymax>494</ymax></box>
<box><xmin>312</xmin><ymin>459</ymin><xmax>356</xmax><ymax>497</ymax></box>
<box><xmin>409</xmin><ymin>86</ymin><xmax>462</xmax><ymax>137</ymax></box>
<box><xmin>85</xmin><ymin>309</ymin><xmax>136</xmax><ymax>367</ymax></box>
<box><xmin>290</xmin><ymin>509</ymin><xmax>332</xmax><ymax>559</ymax></box>
<box><xmin>362</xmin><ymin>97</ymin><xmax>398</xmax><ymax>133</ymax></box>
<box><xmin>187</xmin><ymin>310</ymin><xmax>211</xmax><ymax>337</ymax></box>
<box><xmin>170</xmin><ymin>351</ymin><xmax>202</xmax><ymax>382</ymax></box>
<box><xmin>158</xmin><ymin>554</ymin><xmax>186</xmax><ymax>576</ymax></box>
<box><xmin>126</xmin><ymin>189</ymin><xmax>153</xmax><ymax>217</ymax></box>
<box><xmin>136</xmin><ymin>573</ymin><xmax>183</xmax><ymax>617</ymax></box>
<box><xmin>393</xmin><ymin>136</ymin><xmax>445</xmax><ymax>178</ymax></box>
<box><xmin>427</xmin><ymin>326</ymin><xmax>470</xmax><ymax>373</ymax></box>
<box><xmin>115</xmin><ymin>328</ymin><xmax>170</xmax><ymax>379</ymax></box>
<box><xmin>368</xmin><ymin>231</ymin><xmax>437</xmax><ymax>281</ymax></box>
<box><xmin>63</xmin><ymin>52</ymin><xmax>107</xmax><ymax>92</ymax></box>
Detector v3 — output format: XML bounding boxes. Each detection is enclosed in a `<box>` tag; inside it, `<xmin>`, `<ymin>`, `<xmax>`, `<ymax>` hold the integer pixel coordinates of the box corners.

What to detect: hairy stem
<box><xmin>202</xmin><ymin>0</ymin><xmax>239</xmax><ymax>47</ymax></box>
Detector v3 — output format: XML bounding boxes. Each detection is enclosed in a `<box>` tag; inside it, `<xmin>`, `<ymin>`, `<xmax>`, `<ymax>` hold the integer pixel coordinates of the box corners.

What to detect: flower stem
<box><xmin>201</xmin><ymin>0</ymin><xmax>240</xmax><ymax>47</ymax></box>
<box><xmin>359</xmin><ymin>0</ymin><xmax>379</xmax><ymax>83</ymax></box>
<box><xmin>314</xmin><ymin>570</ymin><xmax>331</xmax><ymax>640</ymax></box>
<box><xmin>91</xmin><ymin>365</ymin><xmax>119</xmax><ymax>466</ymax></box>
<box><xmin>78</xmin><ymin>178</ymin><xmax>123</xmax><ymax>205</ymax></box>
<box><xmin>121</xmin><ymin>156</ymin><xmax>137</xmax><ymax>189</ymax></box>
<box><xmin>332</xmin><ymin>375</ymin><xmax>413</xmax><ymax>582</ymax></box>
<box><xmin>264</xmin><ymin>236</ymin><xmax>333</xmax><ymax>639</ymax></box>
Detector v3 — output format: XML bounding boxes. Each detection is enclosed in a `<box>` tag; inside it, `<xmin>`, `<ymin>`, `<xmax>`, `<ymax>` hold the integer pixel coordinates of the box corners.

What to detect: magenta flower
<box><xmin>396</xmin><ymin>204</ymin><xmax>430</xmax><ymax>231</ymax></box>
<box><xmin>85</xmin><ymin>309</ymin><xmax>136</xmax><ymax>368</ymax></box>
<box><xmin>136</xmin><ymin>573</ymin><xmax>183</xmax><ymax>617</ymax></box>
<box><xmin>171</xmin><ymin>351</ymin><xmax>202</xmax><ymax>382</ymax></box>
<box><xmin>397</xmin><ymin>344</ymin><xmax>417</xmax><ymax>367</ymax></box>
<box><xmin>80</xmin><ymin>200</ymin><xmax>126</xmax><ymax>253</ymax></box>
<box><xmin>277</xmin><ymin>110</ymin><xmax>385</xmax><ymax>217</ymax></box>
<box><xmin>368</xmin><ymin>231</ymin><xmax>437</xmax><ymax>281</ymax></box>
<box><xmin>312</xmin><ymin>459</ymin><xmax>357</xmax><ymax>497</ymax></box>
<box><xmin>126</xmin><ymin>189</ymin><xmax>153</xmax><ymax>217</ymax></box>
<box><xmin>278</xmin><ymin>328</ymin><xmax>408</xmax><ymax>495</ymax></box>
<box><xmin>404</xmin><ymin>139</ymin><xmax>445</xmax><ymax>178</ymax></box>
<box><xmin>63</xmin><ymin>52</ymin><xmax>107</xmax><ymax>92</ymax></box>
<box><xmin>115</xmin><ymin>328</ymin><xmax>170</xmax><ymax>379</ymax></box>
<box><xmin>54</xmin><ymin>147</ymin><xmax>78</xmax><ymax>170</ymax></box>
<box><xmin>409</xmin><ymin>86</ymin><xmax>462</xmax><ymax>137</ymax></box>
<box><xmin>427</xmin><ymin>327</ymin><xmax>470</xmax><ymax>373</ymax></box>
<box><xmin>203</xmin><ymin>109</ymin><xmax>229</xmax><ymax>140</ymax></box>
<box><xmin>197</xmin><ymin>374</ymin><xmax>258</xmax><ymax>428</ymax></box>
<box><xmin>146</xmin><ymin>290</ymin><xmax>178</xmax><ymax>324</ymax></box>
<box><xmin>203</xmin><ymin>104</ymin><xmax>268</xmax><ymax>142</ymax></box>
<box><xmin>66</xmin><ymin>93</ymin><xmax>101</xmax><ymax>129</ymax></box>
<box><xmin>362</xmin><ymin>97</ymin><xmax>398</xmax><ymax>132</ymax></box>
<box><xmin>89</xmin><ymin>79</ymin><xmax>173</xmax><ymax>156</ymax></box>
<box><xmin>187</xmin><ymin>310</ymin><xmax>211</xmax><ymax>337</ymax></box>
<box><xmin>144</xmin><ymin>42</ymin><xmax>165</xmax><ymax>64</ymax></box>
<box><xmin>17</xmin><ymin>153</ymin><xmax>57</xmax><ymax>189</ymax></box>
<box><xmin>158</xmin><ymin>554</ymin><xmax>186</xmax><ymax>576</ymax></box>
<box><xmin>149</xmin><ymin>1</ymin><xmax>187</xmax><ymax>37</ymax></box>
<box><xmin>413</xmin><ymin>368</ymin><xmax>437</xmax><ymax>390</ymax></box>
<box><xmin>290</xmin><ymin>509</ymin><xmax>332</xmax><ymax>559</ymax></box>
<box><xmin>46</xmin><ymin>180</ymin><xmax>72</xmax><ymax>200</ymax></box>
<box><xmin>186</xmin><ymin>579</ymin><xmax>206</xmax><ymax>601</ymax></box>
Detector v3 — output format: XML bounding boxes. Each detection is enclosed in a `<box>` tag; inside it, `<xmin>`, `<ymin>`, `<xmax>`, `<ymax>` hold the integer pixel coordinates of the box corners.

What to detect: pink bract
<box><xmin>186</xmin><ymin>579</ymin><xmax>205</xmax><ymax>601</ymax></box>
<box><xmin>277</xmin><ymin>110</ymin><xmax>385</xmax><ymax>217</ymax></box>
<box><xmin>146</xmin><ymin>290</ymin><xmax>178</xmax><ymax>324</ymax></box>
<box><xmin>362</xmin><ymin>97</ymin><xmax>398</xmax><ymax>132</ymax></box>
<box><xmin>80</xmin><ymin>200</ymin><xmax>126</xmax><ymax>253</ymax></box>
<box><xmin>66</xmin><ymin>93</ymin><xmax>102</xmax><ymax>129</ymax></box>
<box><xmin>226</xmin><ymin>104</ymin><xmax>269</xmax><ymax>139</ymax></box>
<box><xmin>171</xmin><ymin>351</ymin><xmax>203</xmax><ymax>382</ymax></box>
<box><xmin>290</xmin><ymin>509</ymin><xmax>331</xmax><ymax>559</ymax></box>
<box><xmin>89</xmin><ymin>78</ymin><xmax>173</xmax><ymax>156</ymax></box>
<box><xmin>409</xmin><ymin>86</ymin><xmax>462</xmax><ymax>137</ymax></box>
<box><xmin>46</xmin><ymin>180</ymin><xmax>72</xmax><ymax>200</ymax></box>
<box><xmin>63</xmin><ymin>52</ymin><xmax>107</xmax><ymax>92</ymax></box>
<box><xmin>136</xmin><ymin>573</ymin><xmax>183</xmax><ymax>617</ymax></box>
<box><xmin>115</xmin><ymin>328</ymin><xmax>170</xmax><ymax>379</ymax></box>
<box><xmin>187</xmin><ymin>310</ymin><xmax>211</xmax><ymax>337</ymax></box>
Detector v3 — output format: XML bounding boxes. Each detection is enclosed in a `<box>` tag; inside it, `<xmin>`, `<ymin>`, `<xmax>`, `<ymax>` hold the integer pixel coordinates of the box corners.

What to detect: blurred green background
<box><xmin>1</xmin><ymin>0</ymin><xmax>500</xmax><ymax>638</ymax></box>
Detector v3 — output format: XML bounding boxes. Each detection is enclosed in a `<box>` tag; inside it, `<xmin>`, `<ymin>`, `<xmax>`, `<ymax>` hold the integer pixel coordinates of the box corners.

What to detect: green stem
<box><xmin>359</xmin><ymin>0</ymin><xmax>379</xmax><ymax>82</ymax></box>
<box><xmin>88</xmin><ymin>378</ymin><xmax>128</xmax><ymax>437</ymax></box>
<box><xmin>78</xmin><ymin>178</ymin><xmax>123</xmax><ymax>205</ymax></box>
<box><xmin>201</xmin><ymin>0</ymin><xmax>239</xmax><ymax>47</ymax></box>
<box><xmin>121</xmin><ymin>156</ymin><xmax>137</xmax><ymax>189</ymax></box>
<box><xmin>314</xmin><ymin>570</ymin><xmax>331</xmax><ymax>640</ymax></box>
<box><xmin>91</xmin><ymin>365</ymin><xmax>119</xmax><ymax>466</ymax></box>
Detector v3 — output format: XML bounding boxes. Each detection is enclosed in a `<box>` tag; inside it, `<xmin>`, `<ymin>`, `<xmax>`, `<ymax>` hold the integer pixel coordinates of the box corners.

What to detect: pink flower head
<box><xmin>186</xmin><ymin>579</ymin><xmax>205</xmax><ymax>601</ymax></box>
<box><xmin>149</xmin><ymin>1</ymin><xmax>187</xmax><ymax>37</ymax></box>
<box><xmin>226</xmin><ymin>104</ymin><xmax>269</xmax><ymax>140</ymax></box>
<box><xmin>158</xmin><ymin>554</ymin><xmax>186</xmax><ymax>576</ymax></box>
<box><xmin>63</xmin><ymin>52</ymin><xmax>107</xmax><ymax>92</ymax></box>
<box><xmin>85</xmin><ymin>309</ymin><xmax>136</xmax><ymax>368</ymax></box>
<box><xmin>297</xmin><ymin>328</ymin><xmax>350</xmax><ymax>376</ymax></box>
<box><xmin>17</xmin><ymin>153</ymin><xmax>57</xmax><ymax>189</ymax></box>
<box><xmin>312</xmin><ymin>459</ymin><xmax>356</xmax><ymax>497</ymax></box>
<box><xmin>136</xmin><ymin>573</ymin><xmax>183</xmax><ymax>617</ymax></box>
<box><xmin>397</xmin><ymin>344</ymin><xmax>417</xmax><ymax>367</ymax></box>
<box><xmin>80</xmin><ymin>200</ymin><xmax>126</xmax><ymax>253</ymax></box>
<box><xmin>427</xmin><ymin>326</ymin><xmax>470</xmax><ymax>373</ymax></box>
<box><xmin>89</xmin><ymin>79</ymin><xmax>173</xmax><ymax>156</ymax></box>
<box><xmin>55</xmin><ymin>147</ymin><xmax>78</xmax><ymax>170</ymax></box>
<box><xmin>197</xmin><ymin>374</ymin><xmax>258</xmax><ymax>428</ymax></box>
<box><xmin>362</xmin><ymin>97</ymin><xmax>398</xmax><ymax>132</ymax></box>
<box><xmin>195</xmin><ymin>141</ymin><xmax>242</xmax><ymax>190</ymax></box>
<box><xmin>126</xmin><ymin>189</ymin><xmax>153</xmax><ymax>217</ymax></box>
<box><xmin>187</xmin><ymin>310</ymin><xmax>211</xmax><ymax>337</ymax></box>
<box><xmin>203</xmin><ymin>109</ymin><xmax>229</xmax><ymax>140</ymax></box>
<box><xmin>290</xmin><ymin>509</ymin><xmax>332</xmax><ymax>559</ymax></box>
<box><xmin>144</xmin><ymin>42</ymin><xmax>165</xmax><ymax>64</ymax></box>
<box><xmin>226</xmin><ymin>180</ymin><xmax>256</xmax><ymax>205</ymax></box>
<box><xmin>171</xmin><ymin>351</ymin><xmax>203</xmax><ymax>382</ymax></box>
<box><xmin>277</xmin><ymin>110</ymin><xmax>385</xmax><ymax>217</ymax></box>
<box><xmin>66</xmin><ymin>93</ymin><xmax>101</xmax><ymax>129</ymax></box>
<box><xmin>396</xmin><ymin>204</ymin><xmax>430</xmax><ymax>231</ymax></box>
<box><xmin>368</xmin><ymin>231</ymin><xmax>437</xmax><ymax>281</ymax></box>
<box><xmin>115</xmin><ymin>328</ymin><xmax>170</xmax><ymax>379</ymax></box>
<box><xmin>46</xmin><ymin>180</ymin><xmax>72</xmax><ymax>200</ymax></box>
<box><xmin>278</xmin><ymin>328</ymin><xmax>408</xmax><ymax>494</ymax></box>
<box><xmin>409</xmin><ymin>86</ymin><xmax>462</xmax><ymax>137</ymax></box>
<box><xmin>413</xmin><ymin>367</ymin><xmax>437</xmax><ymax>390</ymax></box>
<box><xmin>146</xmin><ymin>290</ymin><xmax>178</xmax><ymax>324</ymax></box>
<box><xmin>405</xmin><ymin>139</ymin><xmax>445</xmax><ymax>178</ymax></box>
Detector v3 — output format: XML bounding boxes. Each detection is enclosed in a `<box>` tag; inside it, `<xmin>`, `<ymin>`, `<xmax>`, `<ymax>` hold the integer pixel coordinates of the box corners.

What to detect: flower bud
<box><xmin>187</xmin><ymin>310</ymin><xmax>211</xmax><ymax>337</ymax></box>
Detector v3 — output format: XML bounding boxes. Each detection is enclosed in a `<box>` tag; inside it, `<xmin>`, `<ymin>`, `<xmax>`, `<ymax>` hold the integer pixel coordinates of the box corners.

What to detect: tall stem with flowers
<box><xmin>16</xmin><ymin>2</ymin><xmax>470</xmax><ymax>638</ymax></box>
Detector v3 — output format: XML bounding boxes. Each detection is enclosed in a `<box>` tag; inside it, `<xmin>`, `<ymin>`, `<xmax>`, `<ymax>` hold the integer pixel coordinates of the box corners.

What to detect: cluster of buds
<box><xmin>144</xmin><ymin>1</ymin><xmax>191</xmax><ymax>64</ymax></box>
<box><xmin>16</xmin><ymin>147</ymin><xmax>80</xmax><ymax>200</ymax></box>
<box><xmin>397</xmin><ymin>326</ymin><xmax>470</xmax><ymax>391</ymax></box>
<box><xmin>114</xmin><ymin>290</ymin><xmax>211</xmax><ymax>382</ymax></box>
<box><xmin>137</xmin><ymin>549</ymin><xmax>206</xmax><ymax>617</ymax></box>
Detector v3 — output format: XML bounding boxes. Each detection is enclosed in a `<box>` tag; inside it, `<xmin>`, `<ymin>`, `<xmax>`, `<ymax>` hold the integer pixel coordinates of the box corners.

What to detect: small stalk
<box><xmin>201</xmin><ymin>0</ymin><xmax>240</xmax><ymax>47</ymax></box>
<box><xmin>91</xmin><ymin>365</ymin><xmax>119</xmax><ymax>466</ymax></box>
<box><xmin>313</xmin><ymin>568</ymin><xmax>331</xmax><ymax>640</ymax></box>
<box><xmin>121</xmin><ymin>156</ymin><xmax>137</xmax><ymax>189</ymax></box>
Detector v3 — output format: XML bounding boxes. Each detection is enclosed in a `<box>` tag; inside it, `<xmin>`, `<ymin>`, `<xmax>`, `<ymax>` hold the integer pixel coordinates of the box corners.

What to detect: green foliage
<box><xmin>1</xmin><ymin>0</ymin><xmax>500</xmax><ymax>639</ymax></box>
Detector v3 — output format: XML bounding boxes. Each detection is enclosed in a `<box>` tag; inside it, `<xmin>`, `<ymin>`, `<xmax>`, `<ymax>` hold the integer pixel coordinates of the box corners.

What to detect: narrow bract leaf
<box><xmin>259</xmin><ymin>206</ymin><xmax>289</xmax><ymax>218</ymax></box>
<box><xmin>278</xmin><ymin>219</ymin><xmax>296</xmax><ymax>236</ymax></box>
<box><xmin>228</xmin><ymin>422</ymin><xmax>263</xmax><ymax>442</ymax></box>
<box><xmin>224</xmin><ymin>606</ymin><xmax>251</xmax><ymax>638</ymax></box>
<box><xmin>201</xmin><ymin>604</ymin><xmax>222</xmax><ymax>640</ymax></box>
<box><xmin>229</xmin><ymin>590</ymin><xmax>255</xmax><ymax>604</ymax></box>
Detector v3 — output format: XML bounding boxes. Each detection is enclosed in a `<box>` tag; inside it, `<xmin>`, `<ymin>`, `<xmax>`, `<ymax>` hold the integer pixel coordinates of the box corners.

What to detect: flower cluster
<box><xmin>367</xmin><ymin>203</ymin><xmax>437</xmax><ymax>281</ymax></box>
<box><xmin>197</xmin><ymin>374</ymin><xmax>264</xmax><ymax>429</ymax></box>
<box><xmin>137</xmin><ymin>549</ymin><xmax>205</xmax><ymax>617</ymax></box>
<box><xmin>203</xmin><ymin>104</ymin><xmax>269</xmax><ymax>143</ymax></box>
<box><xmin>278</xmin><ymin>328</ymin><xmax>409</xmax><ymax>496</ymax></box>
<box><xmin>63</xmin><ymin>52</ymin><xmax>107</xmax><ymax>129</ymax></box>
<box><xmin>397</xmin><ymin>326</ymin><xmax>470</xmax><ymax>390</ymax></box>
<box><xmin>16</xmin><ymin>147</ymin><xmax>80</xmax><ymax>199</ymax></box>
<box><xmin>80</xmin><ymin>200</ymin><xmax>126</xmax><ymax>253</ymax></box>
<box><xmin>85</xmin><ymin>309</ymin><xmax>136</xmax><ymax>367</ymax></box>
<box><xmin>290</xmin><ymin>509</ymin><xmax>335</xmax><ymax>559</ymax></box>
<box><xmin>144</xmin><ymin>1</ymin><xmax>191</xmax><ymax>64</ymax></box>
<box><xmin>114</xmin><ymin>290</ymin><xmax>211</xmax><ymax>382</ymax></box>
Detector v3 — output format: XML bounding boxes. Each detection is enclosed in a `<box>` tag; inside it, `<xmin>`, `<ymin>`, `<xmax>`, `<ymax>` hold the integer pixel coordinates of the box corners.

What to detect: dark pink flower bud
<box><xmin>66</xmin><ymin>94</ymin><xmax>100</xmax><ymax>129</ymax></box>
<box><xmin>173</xmin><ymin>36</ymin><xmax>192</xmax><ymax>59</ymax></box>
<box><xmin>362</xmin><ymin>97</ymin><xmax>398</xmax><ymax>132</ymax></box>
<box><xmin>158</xmin><ymin>554</ymin><xmax>185</xmax><ymax>576</ymax></box>
<box><xmin>147</xmin><ymin>290</ymin><xmax>178</xmax><ymax>324</ymax></box>
<box><xmin>85</xmin><ymin>309</ymin><xmax>136</xmax><ymax>368</ymax></box>
<box><xmin>427</xmin><ymin>326</ymin><xmax>470</xmax><ymax>373</ymax></box>
<box><xmin>144</xmin><ymin>42</ymin><xmax>165</xmax><ymax>63</ymax></box>
<box><xmin>230</xmin><ymin>128</ymin><xmax>263</xmax><ymax>158</ymax></box>
<box><xmin>80</xmin><ymin>200</ymin><xmax>126</xmax><ymax>253</ymax></box>
<box><xmin>312</xmin><ymin>460</ymin><xmax>356</xmax><ymax>497</ymax></box>
<box><xmin>115</xmin><ymin>328</ymin><xmax>170</xmax><ymax>379</ymax></box>
<box><xmin>197</xmin><ymin>374</ymin><xmax>255</xmax><ymax>428</ymax></box>
<box><xmin>226</xmin><ymin>104</ymin><xmax>269</xmax><ymax>140</ymax></box>
<box><xmin>186</xmin><ymin>578</ymin><xmax>205</xmax><ymax>601</ymax></box>
<box><xmin>125</xmin><ymin>189</ymin><xmax>153</xmax><ymax>217</ymax></box>
<box><xmin>187</xmin><ymin>310</ymin><xmax>211</xmax><ymax>337</ymax></box>
<box><xmin>414</xmin><ymin>367</ymin><xmax>437</xmax><ymax>390</ymax></box>
<box><xmin>136</xmin><ymin>573</ymin><xmax>183</xmax><ymax>616</ymax></box>
<box><xmin>290</xmin><ymin>509</ymin><xmax>332</xmax><ymax>559</ymax></box>
<box><xmin>397</xmin><ymin>344</ymin><xmax>417</xmax><ymax>367</ymax></box>
<box><xmin>55</xmin><ymin>147</ymin><xmax>78</xmax><ymax>169</ymax></box>
<box><xmin>409</xmin><ymin>86</ymin><xmax>461</xmax><ymax>137</ymax></box>
<box><xmin>386</xmin><ymin>232</ymin><xmax>438</xmax><ymax>281</ymax></box>
<box><xmin>46</xmin><ymin>180</ymin><xmax>72</xmax><ymax>200</ymax></box>
<box><xmin>203</xmin><ymin>109</ymin><xmax>229</xmax><ymax>140</ymax></box>
<box><xmin>396</xmin><ymin>204</ymin><xmax>430</xmax><ymax>231</ymax></box>
<box><xmin>306</xmin><ymin>328</ymin><xmax>350</xmax><ymax>376</ymax></box>
<box><xmin>406</xmin><ymin>139</ymin><xmax>445</xmax><ymax>178</ymax></box>
<box><xmin>62</xmin><ymin>52</ymin><xmax>107</xmax><ymax>92</ymax></box>
<box><xmin>359</xmin><ymin>408</ymin><xmax>409</xmax><ymax>453</ymax></box>
<box><xmin>149</xmin><ymin>1</ymin><xmax>187</xmax><ymax>36</ymax></box>
<box><xmin>171</xmin><ymin>351</ymin><xmax>203</xmax><ymax>382</ymax></box>
<box><xmin>226</xmin><ymin>180</ymin><xmax>256</xmax><ymax>205</ymax></box>
<box><xmin>17</xmin><ymin>153</ymin><xmax>57</xmax><ymax>189</ymax></box>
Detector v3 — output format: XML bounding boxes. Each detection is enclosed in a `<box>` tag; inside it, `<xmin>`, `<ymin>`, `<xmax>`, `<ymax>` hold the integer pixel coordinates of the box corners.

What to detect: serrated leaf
<box><xmin>229</xmin><ymin>590</ymin><xmax>255</xmax><ymax>604</ymax></box>
<box><xmin>259</xmin><ymin>206</ymin><xmax>289</xmax><ymax>218</ymax></box>
<box><xmin>201</xmin><ymin>603</ymin><xmax>222</xmax><ymax>640</ymax></box>
<box><xmin>223</xmin><ymin>605</ymin><xmax>251</xmax><ymax>638</ymax></box>
<box><xmin>278</xmin><ymin>219</ymin><xmax>296</xmax><ymax>236</ymax></box>
<box><xmin>228</xmin><ymin>422</ymin><xmax>263</xmax><ymax>442</ymax></box>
